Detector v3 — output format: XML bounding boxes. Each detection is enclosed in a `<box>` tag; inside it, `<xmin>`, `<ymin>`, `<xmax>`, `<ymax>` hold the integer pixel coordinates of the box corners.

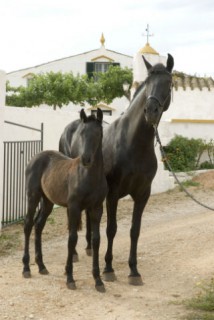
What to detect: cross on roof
<box><xmin>143</xmin><ymin>24</ymin><xmax>154</xmax><ymax>44</ymax></box>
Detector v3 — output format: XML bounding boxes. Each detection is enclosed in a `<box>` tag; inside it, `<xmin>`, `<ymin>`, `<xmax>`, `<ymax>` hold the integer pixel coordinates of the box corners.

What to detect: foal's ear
<box><xmin>166</xmin><ymin>54</ymin><xmax>174</xmax><ymax>73</ymax></box>
<box><xmin>80</xmin><ymin>109</ymin><xmax>87</xmax><ymax>122</ymax></box>
<box><xmin>96</xmin><ymin>108</ymin><xmax>103</xmax><ymax>123</ymax></box>
<box><xmin>142</xmin><ymin>55</ymin><xmax>152</xmax><ymax>72</ymax></box>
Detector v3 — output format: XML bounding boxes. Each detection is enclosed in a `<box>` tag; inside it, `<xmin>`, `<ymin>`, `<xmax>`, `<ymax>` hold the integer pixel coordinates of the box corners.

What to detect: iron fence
<box><xmin>1</xmin><ymin>121</ymin><xmax>43</xmax><ymax>227</ymax></box>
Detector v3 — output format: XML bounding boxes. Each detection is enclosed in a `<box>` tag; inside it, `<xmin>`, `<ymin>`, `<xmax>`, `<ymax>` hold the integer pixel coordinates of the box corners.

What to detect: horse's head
<box><xmin>143</xmin><ymin>54</ymin><xmax>174</xmax><ymax>126</ymax></box>
<box><xmin>78</xmin><ymin>108</ymin><xmax>103</xmax><ymax>168</ymax></box>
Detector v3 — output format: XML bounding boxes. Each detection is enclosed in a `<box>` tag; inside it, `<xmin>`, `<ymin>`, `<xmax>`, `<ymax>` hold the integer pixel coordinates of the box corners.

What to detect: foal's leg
<box><xmin>85</xmin><ymin>209</ymin><xmax>92</xmax><ymax>256</ymax></box>
<box><xmin>22</xmin><ymin>193</ymin><xmax>41</xmax><ymax>278</ymax></box>
<box><xmin>34</xmin><ymin>196</ymin><xmax>54</xmax><ymax>275</ymax></box>
<box><xmin>128</xmin><ymin>189</ymin><xmax>151</xmax><ymax>285</ymax></box>
<box><xmin>65</xmin><ymin>204</ymin><xmax>80</xmax><ymax>290</ymax></box>
<box><xmin>90</xmin><ymin>206</ymin><xmax>105</xmax><ymax>292</ymax></box>
<box><xmin>103</xmin><ymin>193</ymin><xmax>118</xmax><ymax>282</ymax></box>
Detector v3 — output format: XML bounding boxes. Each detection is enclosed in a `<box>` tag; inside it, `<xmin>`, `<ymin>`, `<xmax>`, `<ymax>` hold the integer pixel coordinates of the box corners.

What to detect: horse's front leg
<box><xmin>90</xmin><ymin>206</ymin><xmax>105</xmax><ymax>292</ymax></box>
<box><xmin>65</xmin><ymin>204</ymin><xmax>79</xmax><ymax>289</ymax></box>
<box><xmin>128</xmin><ymin>189</ymin><xmax>151</xmax><ymax>285</ymax></box>
<box><xmin>103</xmin><ymin>193</ymin><xmax>118</xmax><ymax>282</ymax></box>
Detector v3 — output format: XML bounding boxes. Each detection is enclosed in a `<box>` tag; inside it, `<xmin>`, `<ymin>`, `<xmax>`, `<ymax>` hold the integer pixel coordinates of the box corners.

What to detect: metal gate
<box><xmin>2</xmin><ymin>121</ymin><xmax>43</xmax><ymax>228</ymax></box>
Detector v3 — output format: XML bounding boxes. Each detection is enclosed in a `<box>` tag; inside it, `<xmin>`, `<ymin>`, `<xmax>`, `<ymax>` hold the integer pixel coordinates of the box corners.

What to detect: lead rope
<box><xmin>154</xmin><ymin>126</ymin><xmax>214</xmax><ymax>211</ymax></box>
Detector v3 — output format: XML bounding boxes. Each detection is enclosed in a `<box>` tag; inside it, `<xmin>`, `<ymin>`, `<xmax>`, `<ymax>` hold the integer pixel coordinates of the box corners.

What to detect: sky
<box><xmin>0</xmin><ymin>0</ymin><xmax>214</xmax><ymax>77</ymax></box>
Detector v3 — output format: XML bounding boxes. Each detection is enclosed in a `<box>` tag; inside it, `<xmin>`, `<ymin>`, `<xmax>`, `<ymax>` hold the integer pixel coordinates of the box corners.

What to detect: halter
<box><xmin>146</xmin><ymin>77</ymin><xmax>173</xmax><ymax>111</ymax></box>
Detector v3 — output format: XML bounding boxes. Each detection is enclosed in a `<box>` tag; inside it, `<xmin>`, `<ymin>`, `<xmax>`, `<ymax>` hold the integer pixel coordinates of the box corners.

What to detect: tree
<box><xmin>96</xmin><ymin>65</ymin><xmax>133</xmax><ymax>103</ymax></box>
<box><xmin>6</xmin><ymin>66</ymin><xmax>133</xmax><ymax>110</ymax></box>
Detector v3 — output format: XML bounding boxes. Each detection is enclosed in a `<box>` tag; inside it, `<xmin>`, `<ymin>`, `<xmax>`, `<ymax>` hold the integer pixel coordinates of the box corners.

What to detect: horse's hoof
<box><xmin>103</xmin><ymin>272</ymin><xmax>117</xmax><ymax>282</ymax></box>
<box><xmin>22</xmin><ymin>271</ymin><xmax>31</xmax><ymax>278</ymax></box>
<box><xmin>95</xmin><ymin>284</ymin><xmax>106</xmax><ymax>293</ymax></box>
<box><xmin>85</xmin><ymin>248</ymin><xmax>92</xmax><ymax>256</ymax></box>
<box><xmin>73</xmin><ymin>254</ymin><xmax>79</xmax><ymax>263</ymax></box>
<box><xmin>128</xmin><ymin>275</ymin><xmax>143</xmax><ymax>286</ymax></box>
<box><xmin>67</xmin><ymin>281</ymin><xmax>76</xmax><ymax>290</ymax></box>
<box><xmin>39</xmin><ymin>268</ymin><xmax>49</xmax><ymax>275</ymax></box>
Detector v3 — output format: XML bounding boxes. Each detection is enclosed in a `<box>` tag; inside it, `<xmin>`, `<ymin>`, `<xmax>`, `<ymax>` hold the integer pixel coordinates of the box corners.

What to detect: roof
<box><xmin>7</xmin><ymin>48</ymin><xmax>133</xmax><ymax>75</ymax></box>
<box><xmin>173</xmin><ymin>71</ymin><xmax>214</xmax><ymax>91</ymax></box>
<box><xmin>87</xmin><ymin>102</ymin><xmax>115</xmax><ymax>111</ymax></box>
<box><xmin>139</xmin><ymin>42</ymin><xmax>159</xmax><ymax>55</ymax></box>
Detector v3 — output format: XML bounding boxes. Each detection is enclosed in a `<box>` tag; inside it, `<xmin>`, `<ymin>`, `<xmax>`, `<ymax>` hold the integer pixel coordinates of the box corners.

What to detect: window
<box><xmin>86</xmin><ymin>62</ymin><xmax>120</xmax><ymax>79</ymax></box>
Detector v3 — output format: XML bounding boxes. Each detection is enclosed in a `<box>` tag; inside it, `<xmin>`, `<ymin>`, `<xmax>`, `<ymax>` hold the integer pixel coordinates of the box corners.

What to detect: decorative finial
<box><xmin>100</xmin><ymin>33</ymin><xmax>105</xmax><ymax>47</ymax></box>
<box><xmin>142</xmin><ymin>24</ymin><xmax>154</xmax><ymax>44</ymax></box>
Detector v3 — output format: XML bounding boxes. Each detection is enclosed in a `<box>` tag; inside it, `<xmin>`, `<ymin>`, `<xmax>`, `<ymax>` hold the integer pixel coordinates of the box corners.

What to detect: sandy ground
<box><xmin>1</xmin><ymin>171</ymin><xmax>214</xmax><ymax>320</ymax></box>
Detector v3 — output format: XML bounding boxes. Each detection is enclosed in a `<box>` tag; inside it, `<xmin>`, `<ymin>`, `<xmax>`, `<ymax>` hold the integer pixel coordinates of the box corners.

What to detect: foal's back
<box><xmin>26</xmin><ymin>150</ymin><xmax>80</xmax><ymax>207</ymax></box>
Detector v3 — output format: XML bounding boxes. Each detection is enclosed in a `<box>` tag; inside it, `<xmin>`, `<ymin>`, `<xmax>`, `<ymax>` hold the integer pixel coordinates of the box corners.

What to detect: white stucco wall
<box><xmin>0</xmin><ymin>70</ymin><xmax>6</xmax><ymax>231</ymax></box>
<box><xmin>3</xmin><ymin>106</ymin><xmax>175</xmax><ymax>197</ymax></box>
<box><xmin>162</xmin><ymin>87</ymin><xmax>214</xmax><ymax>121</ymax></box>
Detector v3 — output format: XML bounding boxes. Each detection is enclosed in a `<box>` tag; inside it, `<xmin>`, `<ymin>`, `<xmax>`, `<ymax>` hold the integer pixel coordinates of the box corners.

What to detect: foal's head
<box><xmin>143</xmin><ymin>54</ymin><xmax>174</xmax><ymax>126</ymax></box>
<box><xmin>78</xmin><ymin>108</ymin><xmax>103</xmax><ymax>168</ymax></box>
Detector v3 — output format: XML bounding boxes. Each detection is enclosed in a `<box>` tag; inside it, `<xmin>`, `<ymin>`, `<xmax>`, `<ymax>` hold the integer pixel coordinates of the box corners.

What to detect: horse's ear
<box><xmin>80</xmin><ymin>109</ymin><xmax>87</xmax><ymax>122</ymax></box>
<box><xmin>142</xmin><ymin>55</ymin><xmax>152</xmax><ymax>72</ymax></box>
<box><xmin>96</xmin><ymin>108</ymin><xmax>103</xmax><ymax>123</ymax></box>
<box><xmin>166</xmin><ymin>54</ymin><xmax>174</xmax><ymax>73</ymax></box>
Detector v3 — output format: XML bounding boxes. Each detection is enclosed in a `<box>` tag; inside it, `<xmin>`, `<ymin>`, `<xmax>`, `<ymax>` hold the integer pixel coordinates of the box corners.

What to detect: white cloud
<box><xmin>0</xmin><ymin>0</ymin><xmax>213</xmax><ymax>77</ymax></box>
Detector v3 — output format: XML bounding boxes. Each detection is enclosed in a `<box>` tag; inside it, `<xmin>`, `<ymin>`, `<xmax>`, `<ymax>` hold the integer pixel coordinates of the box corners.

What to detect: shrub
<box><xmin>163</xmin><ymin>135</ymin><xmax>205</xmax><ymax>172</ymax></box>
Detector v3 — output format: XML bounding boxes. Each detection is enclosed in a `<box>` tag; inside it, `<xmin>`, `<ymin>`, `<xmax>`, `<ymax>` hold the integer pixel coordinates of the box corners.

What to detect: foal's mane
<box><xmin>85</xmin><ymin>114</ymin><xmax>102</xmax><ymax>124</ymax></box>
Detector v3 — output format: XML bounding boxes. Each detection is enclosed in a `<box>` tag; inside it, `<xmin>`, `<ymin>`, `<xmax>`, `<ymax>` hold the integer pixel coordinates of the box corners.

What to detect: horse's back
<box><xmin>59</xmin><ymin>119</ymin><xmax>81</xmax><ymax>156</ymax></box>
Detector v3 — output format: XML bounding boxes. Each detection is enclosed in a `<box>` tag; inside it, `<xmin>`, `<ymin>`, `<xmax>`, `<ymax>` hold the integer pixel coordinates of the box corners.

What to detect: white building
<box><xmin>5</xmin><ymin>33</ymin><xmax>214</xmax><ymax>189</ymax></box>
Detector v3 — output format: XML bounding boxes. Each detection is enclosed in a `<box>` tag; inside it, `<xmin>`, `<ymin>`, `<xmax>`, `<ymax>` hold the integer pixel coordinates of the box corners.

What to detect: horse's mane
<box><xmin>86</xmin><ymin>114</ymin><xmax>99</xmax><ymax>122</ymax></box>
<box><xmin>148</xmin><ymin>63</ymin><xmax>167</xmax><ymax>75</ymax></box>
<box><xmin>133</xmin><ymin>81</ymin><xmax>145</xmax><ymax>99</ymax></box>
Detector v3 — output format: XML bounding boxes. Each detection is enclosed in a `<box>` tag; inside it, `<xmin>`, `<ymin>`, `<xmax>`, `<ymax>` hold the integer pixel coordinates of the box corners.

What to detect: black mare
<box><xmin>22</xmin><ymin>109</ymin><xmax>108</xmax><ymax>292</ymax></box>
<box><xmin>59</xmin><ymin>54</ymin><xmax>174</xmax><ymax>285</ymax></box>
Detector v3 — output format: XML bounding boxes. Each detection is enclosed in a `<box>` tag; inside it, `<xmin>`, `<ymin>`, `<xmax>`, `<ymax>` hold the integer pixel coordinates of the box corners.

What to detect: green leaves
<box><xmin>6</xmin><ymin>66</ymin><xmax>133</xmax><ymax>110</ymax></box>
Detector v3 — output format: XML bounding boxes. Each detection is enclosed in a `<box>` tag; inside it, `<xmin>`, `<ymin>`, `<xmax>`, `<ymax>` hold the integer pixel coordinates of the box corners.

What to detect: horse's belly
<box><xmin>41</xmin><ymin>175</ymin><xmax>68</xmax><ymax>207</ymax></box>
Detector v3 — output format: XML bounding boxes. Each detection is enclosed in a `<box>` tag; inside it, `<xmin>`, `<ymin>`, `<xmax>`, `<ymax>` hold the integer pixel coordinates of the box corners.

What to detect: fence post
<box><xmin>0</xmin><ymin>70</ymin><xmax>6</xmax><ymax>231</ymax></box>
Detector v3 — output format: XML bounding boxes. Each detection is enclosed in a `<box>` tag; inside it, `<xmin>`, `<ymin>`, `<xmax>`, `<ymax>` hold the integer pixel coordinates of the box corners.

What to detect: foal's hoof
<box><xmin>85</xmin><ymin>248</ymin><xmax>92</xmax><ymax>256</ymax></box>
<box><xmin>67</xmin><ymin>281</ymin><xmax>76</xmax><ymax>290</ymax></box>
<box><xmin>73</xmin><ymin>254</ymin><xmax>79</xmax><ymax>263</ymax></box>
<box><xmin>128</xmin><ymin>275</ymin><xmax>143</xmax><ymax>286</ymax></box>
<box><xmin>95</xmin><ymin>284</ymin><xmax>106</xmax><ymax>293</ymax></box>
<box><xmin>103</xmin><ymin>271</ymin><xmax>117</xmax><ymax>282</ymax></box>
<box><xmin>22</xmin><ymin>271</ymin><xmax>31</xmax><ymax>278</ymax></box>
<box><xmin>39</xmin><ymin>268</ymin><xmax>49</xmax><ymax>275</ymax></box>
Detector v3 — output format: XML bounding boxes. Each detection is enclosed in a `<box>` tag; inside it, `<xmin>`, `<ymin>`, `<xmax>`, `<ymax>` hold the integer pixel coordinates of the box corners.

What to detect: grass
<box><xmin>0</xmin><ymin>226</ymin><xmax>22</xmax><ymax>256</ymax></box>
<box><xmin>183</xmin><ymin>279</ymin><xmax>214</xmax><ymax>320</ymax></box>
<box><xmin>181</xmin><ymin>179</ymin><xmax>200</xmax><ymax>188</ymax></box>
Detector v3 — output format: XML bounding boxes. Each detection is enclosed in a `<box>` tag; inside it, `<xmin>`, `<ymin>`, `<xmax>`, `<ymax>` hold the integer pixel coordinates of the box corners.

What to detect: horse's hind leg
<box><xmin>34</xmin><ymin>196</ymin><xmax>54</xmax><ymax>275</ymax></box>
<box><xmin>85</xmin><ymin>209</ymin><xmax>92</xmax><ymax>256</ymax></box>
<box><xmin>66</xmin><ymin>204</ymin><xmax>80</xmax><ymax>290</ymax></box>
<box><xmin>103</xmin><ymin>193</ymin><xmax>118</xmax><ymax>282</ymax></box>
<box><xmin>22</xmin><ymin>193</ymin><xmax>41</xmax><ymax>278</ymax></box>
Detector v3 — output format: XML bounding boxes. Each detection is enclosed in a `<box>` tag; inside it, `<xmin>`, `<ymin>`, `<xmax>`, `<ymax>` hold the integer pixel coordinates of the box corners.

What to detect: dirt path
<box><xmin>1</xmin><ymin>172</ymin><xmax>214</xmax><ymax>320</ymax></box>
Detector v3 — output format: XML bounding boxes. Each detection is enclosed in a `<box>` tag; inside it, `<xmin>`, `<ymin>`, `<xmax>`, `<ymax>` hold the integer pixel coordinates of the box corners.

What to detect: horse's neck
<box><xmin>122</xmin><ymin>88</ymin><xmax>155</xmax><ymax>147</ymax></box>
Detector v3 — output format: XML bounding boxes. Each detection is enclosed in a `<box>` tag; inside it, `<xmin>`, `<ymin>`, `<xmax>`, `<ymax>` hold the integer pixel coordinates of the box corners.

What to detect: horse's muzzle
<box><xmin>81</xmin><ymin>155</ymin><xmax>93</xmax><ymax>168</ymax></box>
<box><xmin>145</xmin><ymin>100</ymin><xmax>162</xmax><ymax>125</ymax></box>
